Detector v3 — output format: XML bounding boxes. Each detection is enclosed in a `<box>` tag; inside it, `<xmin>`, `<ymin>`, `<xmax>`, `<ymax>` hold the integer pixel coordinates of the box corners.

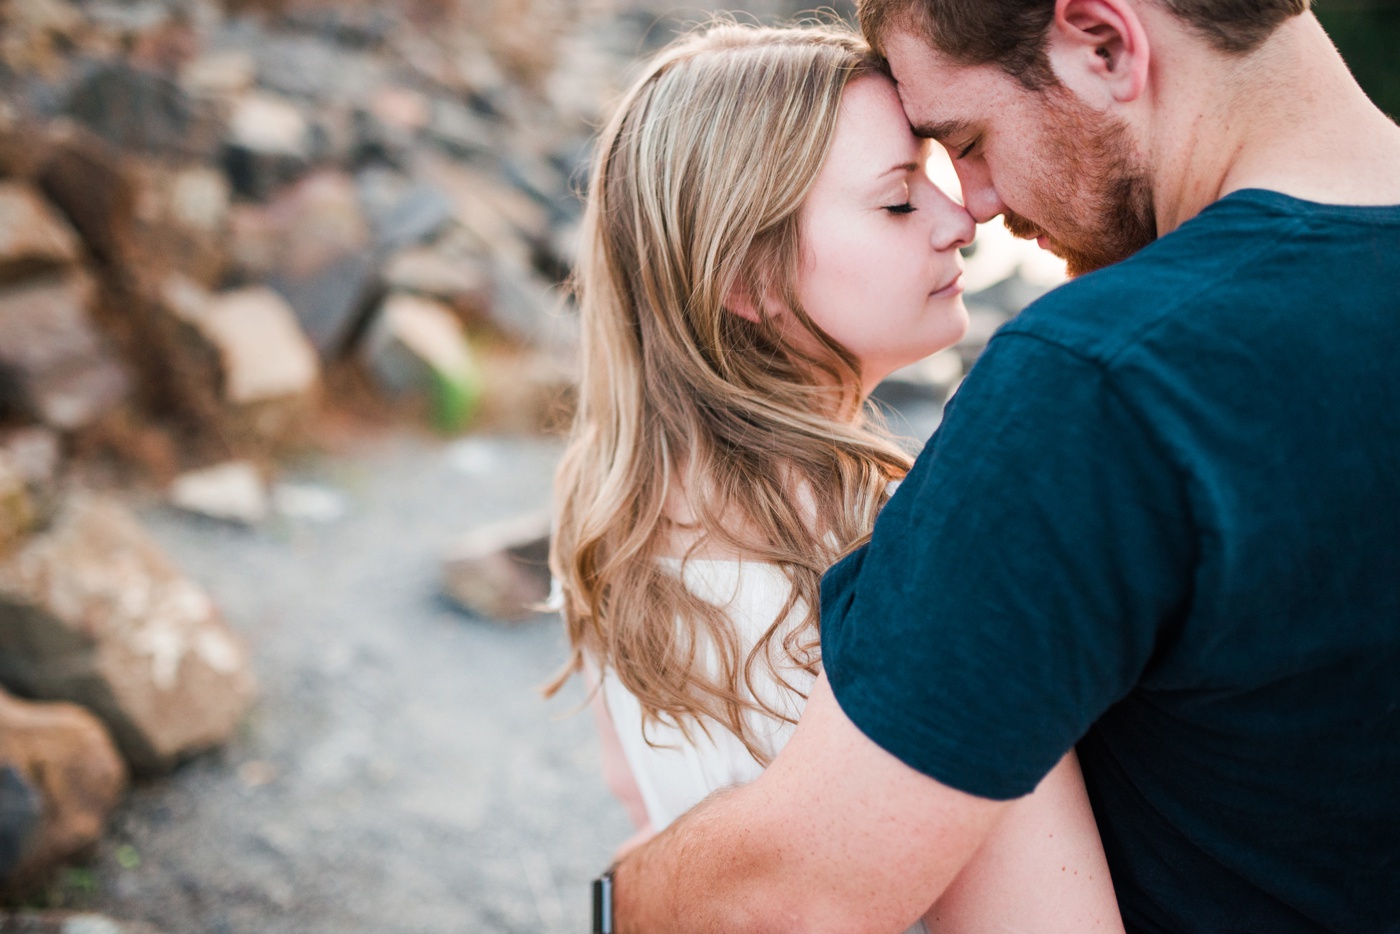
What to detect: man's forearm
<box><xmin>605</xmin><ymin>675</ymin><xmax>1003</xmax><ymax>933</ymax></box>
<box><xmin>612</xmin><ymin>786</ymin><xmax>758</xmax><ymax>933</ymax></box>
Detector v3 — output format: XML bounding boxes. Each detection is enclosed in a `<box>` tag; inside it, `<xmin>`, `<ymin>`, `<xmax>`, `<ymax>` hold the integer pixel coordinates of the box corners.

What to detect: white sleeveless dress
<box><xmin>598</xmin><ymin>556</ymin><xmax>931</xmax><ymax>934</ymax></box>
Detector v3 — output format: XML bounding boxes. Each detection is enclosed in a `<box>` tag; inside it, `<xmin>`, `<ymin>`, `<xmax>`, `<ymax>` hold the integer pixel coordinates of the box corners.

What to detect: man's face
<box><xmin>884</xmin><ymin>30</ymin><xmax>1158</xmax><ymax>276</ymax></box>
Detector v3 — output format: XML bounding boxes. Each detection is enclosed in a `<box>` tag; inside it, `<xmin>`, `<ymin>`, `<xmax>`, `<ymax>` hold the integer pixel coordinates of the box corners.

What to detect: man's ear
<box><xmin>1047</xmin><ymin>0</ymin><xmax>1150</xmax><ymax>105</ymax></box>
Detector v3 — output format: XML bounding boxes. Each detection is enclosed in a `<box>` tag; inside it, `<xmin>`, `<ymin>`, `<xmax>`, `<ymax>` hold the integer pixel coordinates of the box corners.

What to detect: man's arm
<box><xmin>613</xmin><ymin>674</ymin><xmax>1008</xmax><ymax>934</ymax></box>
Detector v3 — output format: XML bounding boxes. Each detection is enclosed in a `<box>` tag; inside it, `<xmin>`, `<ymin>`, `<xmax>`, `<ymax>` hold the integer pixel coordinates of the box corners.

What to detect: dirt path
<box><xmin>73</xmin><ymin>431</ymin><xmax>629</xmax><ymax>934</ymax></box>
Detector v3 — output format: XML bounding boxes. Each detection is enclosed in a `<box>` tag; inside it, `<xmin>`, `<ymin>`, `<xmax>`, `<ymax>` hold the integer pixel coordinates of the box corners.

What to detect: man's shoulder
<box><xmin>1000</xmin><ymin>189</ymin><xmax>1400</xmax><ymax>366</ymax></box>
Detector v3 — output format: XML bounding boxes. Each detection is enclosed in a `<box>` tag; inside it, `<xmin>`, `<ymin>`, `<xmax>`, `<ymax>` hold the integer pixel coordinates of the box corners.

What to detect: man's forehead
<box><xmin>883</xmin><ymin>32</ymin><xmax>1014</xmax><ymax>134</ymax></box>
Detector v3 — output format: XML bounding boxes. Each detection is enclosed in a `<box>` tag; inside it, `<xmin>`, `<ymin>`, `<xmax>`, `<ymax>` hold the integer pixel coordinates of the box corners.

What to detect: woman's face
<box><xmin>792</xmin><ymin>75</ymin><xmax>976</xmax><ymax>395</ymax></box>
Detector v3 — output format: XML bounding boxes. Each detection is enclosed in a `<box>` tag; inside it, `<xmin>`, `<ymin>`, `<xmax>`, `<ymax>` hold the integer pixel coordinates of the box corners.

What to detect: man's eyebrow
<box><xmin>911</xmin><ymin>118</ymin><xmax>974</xmax><ymax>142</ymax></box>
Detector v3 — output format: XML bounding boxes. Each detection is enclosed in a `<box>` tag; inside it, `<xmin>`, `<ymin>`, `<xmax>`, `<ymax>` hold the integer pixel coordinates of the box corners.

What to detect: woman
<box><xmin>549</xmin><ymin>21</ymin><xmax>1123</xmax><ymax>932</ymax></box>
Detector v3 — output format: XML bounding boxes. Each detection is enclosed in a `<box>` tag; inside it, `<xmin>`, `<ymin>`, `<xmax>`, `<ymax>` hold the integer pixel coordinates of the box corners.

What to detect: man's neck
<box><xmin>1149</xmin><ymin>13</ymin><xmax>1400</xmax><ymax>235</ymax></box>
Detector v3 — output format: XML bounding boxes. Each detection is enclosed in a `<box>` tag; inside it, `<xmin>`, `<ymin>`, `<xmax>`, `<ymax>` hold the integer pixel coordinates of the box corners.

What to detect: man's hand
<box><xmin>611</xmin><ymin>674</ymin><xmax>1008</xmax><ymax>933</ymax></box>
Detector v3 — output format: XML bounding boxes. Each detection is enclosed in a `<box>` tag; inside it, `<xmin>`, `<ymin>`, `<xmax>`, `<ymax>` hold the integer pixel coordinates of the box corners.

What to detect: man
<box><xmin>606</xmin><ymin>1</ymin><xmax>1400</xmax><ymax>930</ymax></box>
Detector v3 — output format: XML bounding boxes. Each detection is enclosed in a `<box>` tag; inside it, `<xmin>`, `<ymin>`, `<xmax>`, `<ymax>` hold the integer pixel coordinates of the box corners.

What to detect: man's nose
<box><xmin>954</xmin><ymin>163</ymin><xmax>1006</xmax><ymax>225</ymax></box>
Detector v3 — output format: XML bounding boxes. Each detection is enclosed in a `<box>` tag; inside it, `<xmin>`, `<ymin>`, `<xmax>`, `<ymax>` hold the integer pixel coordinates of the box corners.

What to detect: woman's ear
<box><xmin>726</xmin><ymin>277</ymin><xmax>767</xmax><ymax>323</ymax></box>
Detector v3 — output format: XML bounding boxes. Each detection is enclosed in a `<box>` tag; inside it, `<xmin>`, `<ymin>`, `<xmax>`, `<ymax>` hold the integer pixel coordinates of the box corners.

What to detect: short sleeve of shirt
<box><xmin>822</xmin><ymin>330</ymin><xmax>1196</xmax><ymax>800</ymax></box>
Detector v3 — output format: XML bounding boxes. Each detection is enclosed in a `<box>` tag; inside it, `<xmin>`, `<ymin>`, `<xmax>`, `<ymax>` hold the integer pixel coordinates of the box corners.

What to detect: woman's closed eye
<box><xmin>883</xmin><ymin>202</ymin><xmax>917</xmax><ymax>215</ymax></box>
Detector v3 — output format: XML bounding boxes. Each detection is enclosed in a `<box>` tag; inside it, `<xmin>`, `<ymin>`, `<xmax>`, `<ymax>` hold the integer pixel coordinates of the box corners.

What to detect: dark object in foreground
<box><xmin>442</xmin><ymin>511</ymin><xmax>551</xmax><ymax>621</ymax></box>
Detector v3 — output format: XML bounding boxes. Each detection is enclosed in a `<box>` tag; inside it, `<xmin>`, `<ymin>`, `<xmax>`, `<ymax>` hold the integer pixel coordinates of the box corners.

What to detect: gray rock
<box><xmin>169</xmin><ymin>461</ymin><xmax>268</xmax><ymax>526</ymax></box>
<box><xmin>227</xmin><ymin>93</ymin><xmax>311</xmax><ymax>151</ymax></box>
<box><xmin>253</xmin><ymin>34</ymin><xmax>384</xmax><ymax>104</ymax></box>
<box><xmin>0</xmin><ymin>428</ymin><xmax>60</xmax><ymax>493</ymax></box>
<box><xmin>441</xmin><ymin>511</ymin><xmax>552</xmax><ymax>622</ymax></box>
<box><xmin>489</xmin><ymin>253</ymin><xmax>562</xmax><ymax>344</ymax></box>
<box><xmin>189</xmin><ymin>286</ymin><xmax>319</xmax><ymax>407</ymax></box>
<box><xmin>427</xmin><ymin>98</ymin><xmax>497</xmax><ymax>161</ymax></box>
<box><xmin>381</xmin><ymin>243</ymin><xmax>491</xmax><ymax>317</ymax></box>
<box><xmin>179</xmin><ymin>49</ymin><xmax>257</xmax><ymax>99</ymax></box>
<box><xmin>280</xmin><ymin>7</ymin><xmax>397</xmax><ymax>48</ymax></box>
<box><xmin>269</xmin><ymin>251</ymin><xmax>379</xmax><ymax>356</ymax></box>
<box><xmin>0</xmin><ymin>495</ymin><xmax>256</xmax><ymax>773</ymax></box>
<box><xmin>501</xmin><ymin>149</ymin><xmax>573</xmax><ymax>223</ymax></box>
<box><xmin>305</xmin><ymin>101</ymin><xmax>357</xmax><ymax>167</ymax></box>
<box><xmin>0</xmin><ymin>273</ymin><xmax>131</xmax><ymax>431</ymax></box>
<box><xmin>351</xmin><ymin>86</ymin><xmax>430</xmax><ymax>166</ymax></box>
<box><xmin>221</xmin><ymin>92</ymin><xmax>309</xmax><ymax>199</ymax></box>
<box><xmin>82</xmin><ymin>0</ymin><xmax>172</xmax><ymax>38</ymax></box>
<box><xmin>165</xmin><ymin>166</ymin><xmax>229</xmax><ymax>234</ymax></box>
<box><xmin>360</xmin><ymin>174</ymin><xmax>456</xmax><ymax>254</ymax></box>
<box><xmin>411</xmin><ymin>152</ymin><xmax>549</xmax><ymax>254</ymax></box>
<box><xmin>362</xmin><ymin>293</ymin><xmax>482</xmax><ymax>429</ymax></box>
<box><xmin>231</xmin><ymin>170</ymin><xmax>378</xmax><ymax>354</ymax></box>
<box><xmin>160</xmin><ymin>280</ymin><xmax>318</xmax><ymax>449</ymax></box>
<box><xmin>63</xmin><ymin>64</ymin><xmax>201</xmax><ymax>158</ymax></box>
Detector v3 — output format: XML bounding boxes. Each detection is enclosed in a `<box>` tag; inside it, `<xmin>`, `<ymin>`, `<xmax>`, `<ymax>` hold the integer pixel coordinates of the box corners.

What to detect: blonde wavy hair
<box><xmin>547</xmin><ymin>21</ymin><xmax>915</xmax><ymax>763</ymax></box>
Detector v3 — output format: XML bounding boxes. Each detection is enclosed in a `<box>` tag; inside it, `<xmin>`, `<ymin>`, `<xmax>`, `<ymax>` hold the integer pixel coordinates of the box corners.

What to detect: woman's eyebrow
<box><xmin>880</xmin><ymin>161</ymin><xmax>921</xmax><ymax>177</ymax></box>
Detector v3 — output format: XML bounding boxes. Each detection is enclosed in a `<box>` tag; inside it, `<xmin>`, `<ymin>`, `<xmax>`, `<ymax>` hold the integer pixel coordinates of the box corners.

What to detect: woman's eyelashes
<box><xmin>883</xmin><ymin>201</ymin><xmax>917</xmax><ymax>215</ymax></box>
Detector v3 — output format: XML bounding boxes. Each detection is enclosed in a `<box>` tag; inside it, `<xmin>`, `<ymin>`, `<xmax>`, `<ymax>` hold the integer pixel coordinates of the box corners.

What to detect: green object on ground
<box><xmin>430</xmin><ymin>357</ymin><xmax>484</xmax><ymax>434</ymax></box>
<box><xmin>115</xmin><ymin>846</ymin><xmax>140</xmax><ymax>870</ymax></box>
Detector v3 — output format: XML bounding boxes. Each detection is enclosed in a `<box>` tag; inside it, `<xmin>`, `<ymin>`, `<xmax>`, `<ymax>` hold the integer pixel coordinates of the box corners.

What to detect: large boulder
<box><xmin>0</xmin><ymin>495</ymin><xmax>256</xmax><ymax>773</ymax></box>
<box><xmin>0</xmin><ymin>687</ymin><xmax>127</xmax><ymax>889</ymax></box>
<box><xmin>162</xmin><ymin>282</ymin><xmax>320</xmax><ymax>449</ymax></box>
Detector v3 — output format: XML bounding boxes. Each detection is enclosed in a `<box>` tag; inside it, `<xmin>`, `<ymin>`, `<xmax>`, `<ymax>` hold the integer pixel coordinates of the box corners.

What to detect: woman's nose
<box><xmin>929</xmin><ymin>187</ymin><xmax>977</xmax><ymax>253</ymax></box>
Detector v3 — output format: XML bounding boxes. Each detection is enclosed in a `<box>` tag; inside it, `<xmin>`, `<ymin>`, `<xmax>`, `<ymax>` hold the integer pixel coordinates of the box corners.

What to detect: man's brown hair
<box><xmin>859</xmin><ymin>0</ymin><xmax>1312</xmax><ymax>87</ymax></box>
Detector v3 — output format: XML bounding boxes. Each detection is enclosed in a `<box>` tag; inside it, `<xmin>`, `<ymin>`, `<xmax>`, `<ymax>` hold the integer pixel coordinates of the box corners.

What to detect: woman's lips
<box><xmin>930</xmin><ymin>272</ymin><xmax>965</xmax><ymax>298</ymax></box>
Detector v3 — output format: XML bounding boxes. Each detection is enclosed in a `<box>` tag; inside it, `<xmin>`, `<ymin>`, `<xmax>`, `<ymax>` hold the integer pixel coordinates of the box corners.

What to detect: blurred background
<box><xmin>0</xmin><ymin>0</ymin><xmax>1393</xmax><ymax>931</ymax></box>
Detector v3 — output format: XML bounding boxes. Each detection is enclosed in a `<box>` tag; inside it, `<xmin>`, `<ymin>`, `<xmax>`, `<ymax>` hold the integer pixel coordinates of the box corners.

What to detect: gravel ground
<box><xmin>63</xmin><ymin>431</ymin><xmax>629</xmax><ymax>934</ymax></box>
<box><xmin>37</xmin><ymin>389</ymin><xmax>942</xmax><ymax>933</ymax></box>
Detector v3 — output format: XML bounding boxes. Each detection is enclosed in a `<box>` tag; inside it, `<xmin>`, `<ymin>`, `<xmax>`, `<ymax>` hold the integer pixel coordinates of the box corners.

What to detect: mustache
<box><xmin>1002</xmin><ymin>210</ymin><xmax>1043</xmax><ymax>241</ymax></box>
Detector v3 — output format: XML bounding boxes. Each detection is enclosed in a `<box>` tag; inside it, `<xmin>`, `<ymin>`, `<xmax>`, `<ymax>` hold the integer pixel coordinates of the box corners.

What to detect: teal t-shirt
<box><xmin>821</xmin><ymin>190</ymin><xmax>1400</xmax><ymax>933</ymax></box>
